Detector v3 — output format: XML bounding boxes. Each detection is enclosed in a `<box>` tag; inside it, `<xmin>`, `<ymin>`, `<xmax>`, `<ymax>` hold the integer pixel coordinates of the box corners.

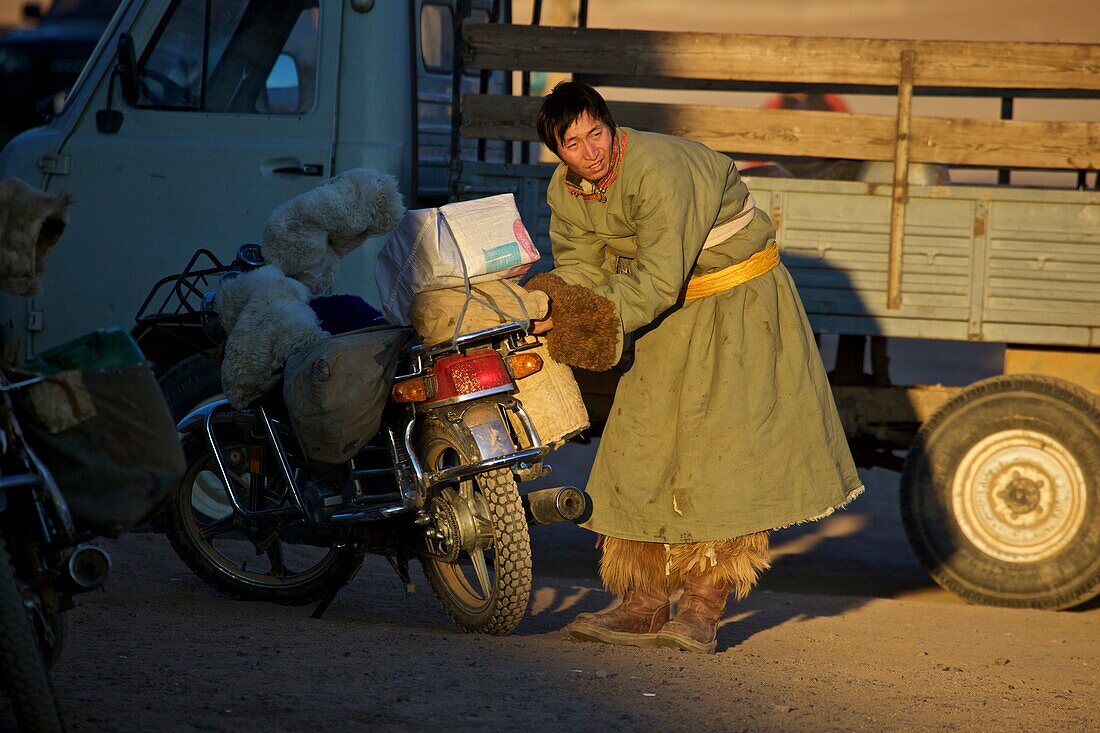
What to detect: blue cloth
<box><xmin>309</xmin><ymin>295</ymin><xmax>387</xmax><ymax>334</ymax></box>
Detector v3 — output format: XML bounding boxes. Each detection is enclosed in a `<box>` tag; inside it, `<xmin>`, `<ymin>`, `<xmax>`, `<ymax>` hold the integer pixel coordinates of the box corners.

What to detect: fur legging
<box><xmin>599</xmin><ymin>533</ymin><xmax>771</xmax><ymax>601</ymax></box>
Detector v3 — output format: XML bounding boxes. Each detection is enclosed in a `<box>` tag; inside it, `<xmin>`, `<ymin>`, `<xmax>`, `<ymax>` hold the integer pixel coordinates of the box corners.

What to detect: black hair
<box><xmin>536</xmin><ymin>81</ymin><xmax>616</xmax><ymax>154</ymax></box>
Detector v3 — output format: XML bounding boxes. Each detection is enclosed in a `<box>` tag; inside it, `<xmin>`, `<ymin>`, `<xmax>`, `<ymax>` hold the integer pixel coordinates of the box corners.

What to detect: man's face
<box><xmin>557</xmin><ymin>112</ymin><xmax>613</xmax><ymax>182</ymax></box>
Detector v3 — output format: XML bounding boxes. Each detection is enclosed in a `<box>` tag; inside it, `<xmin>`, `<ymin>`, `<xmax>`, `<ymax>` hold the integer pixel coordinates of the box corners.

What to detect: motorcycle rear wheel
<box><xmin>163</xmin><ymin>433</ymin><xmax>362</xmax><ymax>606</ymax></box>
<box><xmin>0</xmin><ymin>535</ymin><xmax>64</xmax><ymax>733</ymax></box>
<box><xmin>418</xmin><ymin>421</ymin><xmax>532</xmax><ymax>635</ymax></box>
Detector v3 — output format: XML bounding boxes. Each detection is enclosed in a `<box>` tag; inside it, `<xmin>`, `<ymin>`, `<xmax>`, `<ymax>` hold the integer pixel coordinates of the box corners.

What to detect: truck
<box><xmin>0</xmin><ymin>0</ymin><xmax>1097</xmax><ymax>611</ymax></box>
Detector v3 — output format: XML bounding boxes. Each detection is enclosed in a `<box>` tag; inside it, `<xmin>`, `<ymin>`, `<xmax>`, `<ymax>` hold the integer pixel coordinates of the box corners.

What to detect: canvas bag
<box><xmin>283</xmin><ymin>327</ymin><xmax>415</xmax><ymax>464</ymax></box>
<box><xmin>18</xmin><ymin>363</ymin><xmax>186</xmax><ymax>537</ymax></box>
<box><xmin>374</xmin><ymin>194</ymin><xmax>540</xmax><ymax>325</ymax></box>
<box><xmin>410</xmin><ymin>281</ymin><xmax>589</xmax><ymax>449</ymax></box>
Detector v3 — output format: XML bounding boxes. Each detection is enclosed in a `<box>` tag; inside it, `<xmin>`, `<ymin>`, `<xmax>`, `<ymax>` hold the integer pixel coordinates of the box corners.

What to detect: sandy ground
<box><xmin>2</xmin><ymin>447</ymin><xmax>1097</xmax><ymax>733</ymax></box>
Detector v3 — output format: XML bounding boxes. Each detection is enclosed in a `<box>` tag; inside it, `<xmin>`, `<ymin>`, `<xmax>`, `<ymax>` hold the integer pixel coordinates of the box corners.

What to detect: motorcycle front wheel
<box><xmin>0</xmin><ymin>535</ymin><xmax>64</xmax><ymax>733</ymax></box>
<box><xmin>163</xmin><ymin>432</ymin><xmax>362</xmax><ymax>606</ymax></box>
<box><xmin>417</xmin><ymin>420</ymin><xmax>532</xmax><ymax>635</ymax></box>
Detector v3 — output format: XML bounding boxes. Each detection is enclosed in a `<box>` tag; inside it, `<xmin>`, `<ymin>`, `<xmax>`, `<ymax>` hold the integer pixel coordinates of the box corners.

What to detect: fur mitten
<box><xmin>263</xmin><ymin>168</ymin><xmax>405</xmax><ymax>294</ymax></box>
<box><xmin>0</xmin><ymin>178</ymin><xmax>71</xmax><ymax>296</ymax></box>
<box><xmin>526</xmin><ymin>272</ymin><xmax>622</xmax><ymax>371</ymax></box>
<box><xmin>217</xmin><ymin>265</ymin><xmax>327</xmax><ymax>408</ymax></box>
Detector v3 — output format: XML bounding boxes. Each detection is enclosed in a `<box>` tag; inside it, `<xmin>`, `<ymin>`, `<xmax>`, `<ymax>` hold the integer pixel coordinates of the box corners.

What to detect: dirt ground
<box><xmin>2</xmin><ymin>452</ymin><xmax>1097</xmax><ymax>733</ymax></box>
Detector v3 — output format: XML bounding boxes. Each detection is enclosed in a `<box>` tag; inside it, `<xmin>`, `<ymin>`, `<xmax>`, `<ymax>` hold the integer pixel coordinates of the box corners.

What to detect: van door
<box><xmin>35</xmin><ymin>0</ymin><xmax>340</xmax><ymax>352</ymax></box>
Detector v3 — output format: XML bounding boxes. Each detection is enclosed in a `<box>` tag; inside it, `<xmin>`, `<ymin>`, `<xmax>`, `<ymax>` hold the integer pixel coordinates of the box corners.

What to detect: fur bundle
<box><xmin>525</xmin><ymin>272</ymin><xmax>622</xmax><ymax>371</ymax></box>
<box><xmin>262</xmin><ymin>168</ymin><xmax>405</xmax><ymax>294</ymax></box>
<box><xmin>0</xmin><ymin>178</ymin><xmax>71</xmax><ymax>296</ymax></box>
<box><xmin>217</xmin><ymin>265</ymin><xmax>327</xmax><ymax>408</ymax></box>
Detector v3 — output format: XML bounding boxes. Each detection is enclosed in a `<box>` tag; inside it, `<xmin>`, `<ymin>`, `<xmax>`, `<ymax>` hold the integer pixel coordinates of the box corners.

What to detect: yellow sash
<box><xmin>681</xmin><ymin>243</ymin><xmax>780</xmax><ymax>301</ymax></box>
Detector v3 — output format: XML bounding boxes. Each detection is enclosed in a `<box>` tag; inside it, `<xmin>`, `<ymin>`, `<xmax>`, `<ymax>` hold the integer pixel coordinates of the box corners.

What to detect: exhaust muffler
<box><xmin>66</xmin><ymin>544</ymin><xmax>112</xmax><ymax>590</ymax></box>
<box><xmin>522</xmin><ymin>486</ymin><xmax>591</xmax><ymax>526</ymax></box>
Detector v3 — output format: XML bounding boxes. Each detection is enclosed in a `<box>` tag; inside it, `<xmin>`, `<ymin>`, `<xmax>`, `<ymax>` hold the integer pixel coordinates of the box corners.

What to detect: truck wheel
<box><xmin>159</xmin><ymin>354</ymin><xmax>223</xmax><ymax>421</ymax></box>
<box><xmin>900</xmin><ymin>375</ymin><xmax>1100</xmax><ymax>610</ymax></box>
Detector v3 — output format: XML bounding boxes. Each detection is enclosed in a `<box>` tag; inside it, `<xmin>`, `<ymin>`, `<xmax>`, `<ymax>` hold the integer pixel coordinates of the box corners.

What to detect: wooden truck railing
<box><xmin>461</xmin><ymin>24</ymin><xmax>1099</xmax><ymax>311</ymax></box>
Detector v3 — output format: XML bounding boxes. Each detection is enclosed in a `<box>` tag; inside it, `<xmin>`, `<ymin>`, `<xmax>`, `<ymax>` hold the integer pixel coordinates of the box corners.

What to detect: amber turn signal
<box><xmin>391</xmin><ymin>376</ymin><xmax>433</xmax><ymax>403</ymax></box>
<box><xmin>509</xmin><ymin>352</ymin><xmax>543</xmax><ymax>380</ymax></box>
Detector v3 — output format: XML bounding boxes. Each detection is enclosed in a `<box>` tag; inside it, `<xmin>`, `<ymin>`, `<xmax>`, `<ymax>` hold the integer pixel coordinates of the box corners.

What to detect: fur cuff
<box><xmin>525</xmin><ymin>272</ymin><xmax>568</xmax><ymax>299</ymax></box>
<box><xmin>527</xmin><ymin>273</ymin><xmax>622</xmax><ymax>371</ymax></box>
<box><xmin>667</xmin><ymin>533</ymin><xmax>771</xmax><ymax>601</ymax></box>
<box><xmin>600</xmin><ymin>537</ymin><xmax>672</xmax><ymax>598</ymax></box>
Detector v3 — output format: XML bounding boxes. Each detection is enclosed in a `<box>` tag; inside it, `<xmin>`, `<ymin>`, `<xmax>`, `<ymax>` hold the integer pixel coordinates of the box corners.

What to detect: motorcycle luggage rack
<box><xmin>135</xmin><ymin>248</ymin><xmax>229</xmax><ymax>358</ymax></box>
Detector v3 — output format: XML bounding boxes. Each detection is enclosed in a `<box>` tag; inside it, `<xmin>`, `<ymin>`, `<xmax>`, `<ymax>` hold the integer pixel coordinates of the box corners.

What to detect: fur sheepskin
<box><xmin>217</xmin><ymin>265</ymin><xmax>327</xmax><ymax>408</ymax></box>
<box><xmin>0</xmin><ymin>178</ymin><xmax>71</xmax><ymax>296</ymax></box>
<box><xmin>262</xmin><ymin>168</ymin><xmax>405</xmax><ymax>294</ymax></box>
<box><xmin>600</xmin><ymin>534</ymin><xmax>771</xmax><ymax>601</ymax></box>
<box><xmin>526</xmin><ymin>272</ymin><xmax>622</xmax><ymax>371</ymax></box>
<box><xmin>599</xmin><ymin>536</ymin><xmax>673</xmax><ymax>598</ymax></box>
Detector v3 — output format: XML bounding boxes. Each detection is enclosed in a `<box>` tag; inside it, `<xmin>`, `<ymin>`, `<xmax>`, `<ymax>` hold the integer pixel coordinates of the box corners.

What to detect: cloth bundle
<box><xmin>375</xmin><ymin>194</ymin><xmax>540</xmax><ymax>325</ymax></box>
<box><xmin>410</xmin><ymin>280</ymin><xmax>589</xmax><ymax>448</ymax></box>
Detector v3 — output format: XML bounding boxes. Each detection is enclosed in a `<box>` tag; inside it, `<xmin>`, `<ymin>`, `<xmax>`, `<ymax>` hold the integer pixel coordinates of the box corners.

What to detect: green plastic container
<box><xmin>24</xmin><ymin>328</ymin><xmax>146</xmax><ymax>374</ymax></box>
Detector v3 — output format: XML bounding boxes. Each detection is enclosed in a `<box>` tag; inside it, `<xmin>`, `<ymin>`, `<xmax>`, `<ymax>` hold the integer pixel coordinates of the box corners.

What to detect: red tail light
<box><xmin>430</xmin><ymin>349</ymin><xmax>513</xmax><ymax>403</ymax></box>
<box><xmin>392</xmin><ymin>350</ymin><xmax>514</xmax><ymax>406</ymax></box>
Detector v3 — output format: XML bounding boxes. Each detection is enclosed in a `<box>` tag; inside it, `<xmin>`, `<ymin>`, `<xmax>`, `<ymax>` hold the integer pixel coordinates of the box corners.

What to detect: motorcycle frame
<box><xmin>181</xmin><ymin>326</ymin><xmax>550</xmax><ymax>527</ymax></box>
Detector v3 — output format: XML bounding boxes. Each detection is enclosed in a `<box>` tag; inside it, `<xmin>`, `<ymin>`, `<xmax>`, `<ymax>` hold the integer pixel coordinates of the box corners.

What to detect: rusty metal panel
<box><xmin>1004</xmin><ymin>346</ymin><xmax>1100</xmax><ymax>394</ymax></box>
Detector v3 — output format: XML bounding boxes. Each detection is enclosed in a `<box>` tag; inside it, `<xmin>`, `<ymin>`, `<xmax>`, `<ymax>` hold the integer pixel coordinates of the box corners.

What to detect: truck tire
<box><xmin>159</xmin><ymin>354</ymin><xmax>223</xmax><ymax>421</ymax></box>
<box><xmin>900</xmin><ymin>375</ymin><xmax>1100</xmax><ymax>610</ymax></box>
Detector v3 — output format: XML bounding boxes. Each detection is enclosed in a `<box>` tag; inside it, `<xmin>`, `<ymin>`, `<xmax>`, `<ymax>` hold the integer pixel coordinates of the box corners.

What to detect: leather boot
<box><xmin>656</xmin><ymin>572</ymin><xmax>731</xmax><ymax>654</ymax></box>
<box><xmin>565</xmin><ymin>587</ymin><xmax>670</xmax><ymax>648</ymax></box>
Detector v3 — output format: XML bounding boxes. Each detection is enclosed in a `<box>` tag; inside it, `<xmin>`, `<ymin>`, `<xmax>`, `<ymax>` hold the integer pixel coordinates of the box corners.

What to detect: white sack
<box><xmin>374</xmin><ymin>194</ymin><xmax>540</xmax><ymax>325</ymax></box>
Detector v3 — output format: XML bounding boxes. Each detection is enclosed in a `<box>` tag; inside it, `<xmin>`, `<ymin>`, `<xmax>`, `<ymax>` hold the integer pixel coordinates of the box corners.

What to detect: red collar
<box><xmin>564</xmin><ymin>128</ymin><xmax>627</xmax><ymax>203</ymax></box>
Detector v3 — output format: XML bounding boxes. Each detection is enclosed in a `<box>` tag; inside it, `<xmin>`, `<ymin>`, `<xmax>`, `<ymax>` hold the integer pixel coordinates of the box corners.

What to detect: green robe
<box><xmin>546</xmin><ymin>127</ymin><xmax>863</xmax><ymax>543</ymax></box>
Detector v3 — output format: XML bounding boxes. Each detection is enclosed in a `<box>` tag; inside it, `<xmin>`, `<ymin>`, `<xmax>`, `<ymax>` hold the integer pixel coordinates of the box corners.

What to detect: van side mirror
<box><xmin>116</xmin><ymin>33</ymin><xmax>140</xmax><ymax>106</ymax></box>
<box><xmin>97</xmin><ymin>33</ymin><xmax>139</xmax><ymax>133</ymax></box>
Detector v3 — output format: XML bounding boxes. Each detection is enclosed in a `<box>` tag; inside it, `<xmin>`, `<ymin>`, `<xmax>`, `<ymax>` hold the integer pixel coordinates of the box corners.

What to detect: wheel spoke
<box><xmin>469</xmin><ymin>547</ymin><xmax>492</xmax><ymax>599</ymax></box>
<box><xmin>266</xmin><ymin>542</ymin><xmax>288</xmax><ymax>578</ymax></box>
<box><xmin>198</xmin><ymin>515</ymin><xmax>237</xmax><ymax>539</ymax></box>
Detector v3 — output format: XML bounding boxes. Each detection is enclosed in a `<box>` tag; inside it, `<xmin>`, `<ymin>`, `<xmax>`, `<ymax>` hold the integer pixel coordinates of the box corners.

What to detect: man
<box><xmin>526</xmin><ymin>82</ymin><xmax>863</xmax><ymax>654</ymax></box>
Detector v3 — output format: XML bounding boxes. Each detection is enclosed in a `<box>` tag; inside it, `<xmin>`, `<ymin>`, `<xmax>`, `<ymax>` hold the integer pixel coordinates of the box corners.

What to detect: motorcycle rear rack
<box><xmin>135</xmin><ymin>248</ymin><xmax>228</xmax><ymax>357</ymax></box>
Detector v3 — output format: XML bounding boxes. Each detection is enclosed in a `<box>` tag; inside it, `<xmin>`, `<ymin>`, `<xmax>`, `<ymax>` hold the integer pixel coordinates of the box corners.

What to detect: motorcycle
<box><xmin>0</xmin><ymin>367</ymin><xmax>114</xmax><ymax>732</ymax></box>
<box><xmin>136</xmin><ymin>245</ymin><xmax>589</xmax><ymax>633</ymax></box>
<box><xmin>0</xmin><ymin>178</ymin><xmax>179</xmax><ymax>732</ymax></box>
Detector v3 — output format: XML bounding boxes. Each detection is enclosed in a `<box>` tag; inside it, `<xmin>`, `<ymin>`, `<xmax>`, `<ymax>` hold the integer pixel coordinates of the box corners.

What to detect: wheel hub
<box><xmin>952</xmin><ymin>429</ymin><xmax>1087</xmax><ymax>564</ymax></box>
<box><xmin>425</xmin><ymin>487</ymin><xmax>493</xmax><ymax>561</ymax></box>
<box><xmin>998</xmin><ymin>472</ymin><xmax>1043</xmax><ymax>516</ymax></box>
